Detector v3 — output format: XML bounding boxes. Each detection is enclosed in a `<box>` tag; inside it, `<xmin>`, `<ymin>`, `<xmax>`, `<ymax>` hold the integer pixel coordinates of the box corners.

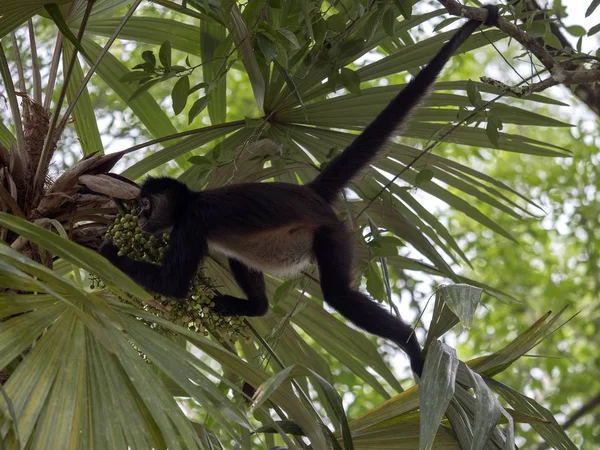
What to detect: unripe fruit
<box><xmin>93</xmin><ymin>205</ymin><xmax>252</xmax><ymax>345</ymax></box>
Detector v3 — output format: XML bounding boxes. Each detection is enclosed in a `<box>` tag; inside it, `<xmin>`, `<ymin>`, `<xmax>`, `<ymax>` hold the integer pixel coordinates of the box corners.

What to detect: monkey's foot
<box><xmin>211</xmin><ymin>295</ymin><xmax>266</xmax><ymax>317</ymax></box>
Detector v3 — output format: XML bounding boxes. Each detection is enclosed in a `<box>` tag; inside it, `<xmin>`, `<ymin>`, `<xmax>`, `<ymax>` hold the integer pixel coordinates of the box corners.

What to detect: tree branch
<box><xmin>534</xmin><ymin>391</ymin><xmax>600</xmax><ymax>450</ymax></box>
<box><xmin>519</xmin><ymin>0</ymin><xmax>600</xmax><ymax>115</ymax></box>
<box><xmin>437</xmin><ymin>0</ymin><xmax>600</xmax><ymax>106</ymax></box>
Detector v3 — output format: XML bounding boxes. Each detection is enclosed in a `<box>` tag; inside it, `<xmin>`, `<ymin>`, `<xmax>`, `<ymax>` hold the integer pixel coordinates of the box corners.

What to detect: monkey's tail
<box><xmin>309</xmin><ymin>5</ymin><xmax>498</xmax><ymax>204</ymax></box>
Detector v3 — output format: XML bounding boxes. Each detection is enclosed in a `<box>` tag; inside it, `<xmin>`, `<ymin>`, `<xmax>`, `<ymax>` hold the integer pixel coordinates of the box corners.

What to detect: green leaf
<box><xmin>362</xmin><ymin>8</ymin><xmax>384</xmax><ymax>43</ymax></box>
<box><xmin>366</xmin><ymin>263</ymin><xmax>385</xmax><ymax>301</ymax></box>
<box><xmin>188</xmin><ymin>96</ymin><xmax>210</xmax><ymax>124</ymax></box>
<box><xmin>159</xmin><ymin>40</ymin><xmax>172</xmax><ymax>69</ymax></box>
<box><xmin>586</xmin><ymin>0</ymin><xmax>600</xmax><ymax>17</ymax></box>
<box><xmin>127</xmin><ymin>79</ymin><xmax>161</xmax><ymax>103</ymax></box>
<box><xmin>255</xmin><ymin>420</ymin><xmax>305</xmax><ymax>435</ymax></box>
<box><xmin>272</xmin><ymin>279</ymin><xmax>301</xmax><ymax>305</ymax></box>
<box><xmin>84</xmin><ymin>16</ymin><xmax>203</xmax><ymax>56</ymax></box>
<box><xmin>439</xmin><ymin>284</ymin><xmax>482</xmax><ymax>329</ymax></box>
<box><xmin>132</xmin><ymin>62</ymin><xmax>155</xmax><ymax>73</ymax></box>
<box><xmin>340</xmin><ymin>68</ymin><xmax>361</xmax><ymax>94</ymax></box>
<box><xmin>275</xmin><ymin>42</ymin><xmax>288</xmax><ymax>69</ymax></box>
<box><xmin>141</xmin><ymin>50</ymin><xmax>156</xmax><ymax>67</ymax></box>
<box><xmin>230</xmin><ymin>6</ymin><xmax>265</xmax><ymax>111</ymax></box>
<box><xmin>486</xmin><ymin>115</ymin><xmax>503</xmax><ymax>148</ymax></box>
<box><xmin>339</xmin><ymin>38</ymin><xmax>365</xmax><ymax>59</ymax></box>
<box><xmin>394</xmin><ymin>0</ymin><xmax>412</xmax><ymax>20</ymax></box>
<box><xmin>171</xmin><ymin>75</ymin><xmax>190</xmax><ymax>115</ymax></box>
<box><xmin>369</xmin><ymin>236</ymin><xmax>404</xmax><ymax>257</ymax></box>
<box><xmin>470</xmin><ymin>371</ymin><xmax>503</xmax><ymax>449</ymax></box>
<box><xmin>253</xmin><ymin>365</ymin><xmax>354</xmax><ymax>450</ymax></box>
<box><xmin>277</xmin><ymin>28</ymin><xmax>301</xmax><ymax>50</ymax></box>
<box><xmin>419</xmin><ymin>341</ymin><xmax>458</xmax><ymax>450</ymax></box>
<box><xmin>62</xmin><ymin>42</ymin><xmax>103</xmax><ymax>155</ymax></box>
<box><xmin>527</xmin><ymin>21</ymin><xmax>546</xmax><ymax>37</ymax></box>
<box><xmin>313</xmin><ymin>17</ymin><xmax>327</xmax><ymax>45</ymax></box>
<box><xmin>0</xmin><ymin>213</ymin><xmax>151</xmax><ymax>301</ymax></box>
<box><xmin>488</xmin><ymin>379</ymin><xmax>578</xmax><ymax>450</ymax></box>
<box><xmin>466</xmin><ymin>80</ymin><xmax>482</xmax><ymax>107</ymax></box>
<box><xmin>433</xmin><ymin>17</ymin><xmax>460</xmax><ymax>32</ymax></box>
<box><xmin>300</xmin><ymin>1</ymin><xmax>314</xmax><ymax>42</ymax></box>
<box><xmin>327</xmin><ymin>68</ymin><xmax>340</xmax><ymax>93</ymax></box>
<box><xmin>542</xmin><ymin>32</ymin><xmax>562</xmax><ymax>49</ymax></box>
<box><xmin>588</xmin><ymin>22</ymin><xmax>600</xmax><ymax>36</ymax></box>
<box><xmin>200</xmin><ymin>21</ymin><xmax>227</xmax><ymax>126</ymax></box>
<box><xmin>119</xmin><ymin>71</ymin><xmax>155</xmax><ymax>83</ymax></box>
<box><xmin>257</xmin><ymin>33</ymin><xmax>278</xmax><ymax>64</ymax></box>
<box><xmin>0</xmin><ymin>121</ymin><xmax>16</xmax><ymax>148</ymax></box>
<box><xmin>188</xmin><ymin>155</ymin><xmax>213</xmax><ymax>167</ymax></box>
<box><xmin>383</xmin><ymin>8</ymin><xmax>395</xmax><ymax>37</ymax></box>
<box><xmin>416</xmin><ymin>168</ymin><xmax>434</xmax><ymax>185</ymax></box>
<box><xmin>565</xmin><ymin>25</ymin><xmax>586</xmax><ymax>36</ymax></box>
<box><xmin>120</xmin><ymin>304</ymin><xmax>331</xmax><ymax>448</ymax></box>
<box><xmin>190</xmin><ymin>82</ymin><xmax>209</xmax><ymax>95</ymax></box>
<box><xmin>326</xmin><ymin>14</ymin><xmax>347</xmax><ymax>33</ymax></box>
<box><xmin>81</xmin><ymin>38</ymin><xmax>180</xmax><ymax>163</ymax></box>
<box><xmin>44</xmin><ymin>4</ymin><xmax>91</xmax><ymax>61</ymax></box>
<box><xmin>274</xmin><ymin>60</ymin><xmax>304</xmax><ymax>110</ymax></box>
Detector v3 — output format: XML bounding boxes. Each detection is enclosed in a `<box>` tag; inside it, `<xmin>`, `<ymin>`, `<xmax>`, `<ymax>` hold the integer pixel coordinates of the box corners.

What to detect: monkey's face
<box><xmin>138</xmin><ymin>194</ymin><xmax>173</xmax><ymax>235</ymax></box>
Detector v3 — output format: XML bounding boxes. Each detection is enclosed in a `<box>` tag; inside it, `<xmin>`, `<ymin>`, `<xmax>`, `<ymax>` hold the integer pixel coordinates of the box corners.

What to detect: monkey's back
<box><xmin>199</xmin><ymin>182</ymin><xmax>340</xmax><ymax>232</ymax></box>
<box><xmin>200</xmin><ymin>182</ymin><xmax>343</xmax><ymax>276</ymax></box>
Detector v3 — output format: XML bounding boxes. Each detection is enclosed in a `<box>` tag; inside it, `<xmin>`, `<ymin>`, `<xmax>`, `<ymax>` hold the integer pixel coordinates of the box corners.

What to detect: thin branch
<box><xmin>438</xmin><ymin>0</ymin><xmax>556</xmax><ymax>69</ymax></box>
<box><xmin>534</xmin><ymin>391</ymin><xmax>600</xmax><ymax>450</ymax></box>
<box><xmin>563</xmin><ymin>392</ymin><xmax>600</xmax><ymax>428</ymax></box>
<box><xmin>481</xmin><ymin>75</ymin><xmax>558</xmax><ymax>96</ymax></box>
<box><xmin>437</xmin><ymin>0</ymin><xmax>600</xmax><ymax>91</ymax></box>
<box><xmin>520</xmin><ymin>0</ymin><xmax>600</xmax><ymax>115</ymax></box>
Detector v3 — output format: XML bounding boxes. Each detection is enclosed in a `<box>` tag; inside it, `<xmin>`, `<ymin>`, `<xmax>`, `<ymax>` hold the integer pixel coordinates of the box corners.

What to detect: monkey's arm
<box><xmin>100</xmin><ymin>220</ymin><xmax>207</xmax><ymax>299</ymax></box>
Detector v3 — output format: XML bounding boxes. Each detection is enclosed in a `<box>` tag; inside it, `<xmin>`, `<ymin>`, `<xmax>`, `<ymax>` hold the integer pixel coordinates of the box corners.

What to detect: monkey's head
<box><xmin>137</xmin><ymin>177</ymin><xmax>190</xmax><ymax>234</ymax></box>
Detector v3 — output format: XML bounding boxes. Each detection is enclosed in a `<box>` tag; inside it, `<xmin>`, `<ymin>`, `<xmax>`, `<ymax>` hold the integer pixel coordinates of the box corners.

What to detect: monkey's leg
<box><xmin>212</xmin><ymin>258</ymin><xmax>269</xmax><ymax>317</ymax></box>
<box><xmin>313</xmin><ymin>227</ymin><xmax>424</xmax><ymax>376</ymax></box>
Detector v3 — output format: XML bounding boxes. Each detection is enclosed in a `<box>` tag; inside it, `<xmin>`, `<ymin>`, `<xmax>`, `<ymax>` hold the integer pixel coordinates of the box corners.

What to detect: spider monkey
<box><xmin>101</xmin><ymin>6</ymin><xmax>498</xmax><ymax>377</ymax></box>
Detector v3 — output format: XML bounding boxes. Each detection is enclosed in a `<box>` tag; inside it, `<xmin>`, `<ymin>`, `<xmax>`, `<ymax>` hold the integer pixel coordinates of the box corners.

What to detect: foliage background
<box><xmin>0</xmin><ymin>0</ymin><xmax>599</xmax><ymax>448</ymax></box>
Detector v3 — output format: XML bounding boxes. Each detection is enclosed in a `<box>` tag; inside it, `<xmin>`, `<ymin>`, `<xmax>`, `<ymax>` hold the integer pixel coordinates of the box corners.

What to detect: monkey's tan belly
<box><xmin>208</xmin><ymin>225</ymin><xmax>314</xmax><ymax>277</ymax></box>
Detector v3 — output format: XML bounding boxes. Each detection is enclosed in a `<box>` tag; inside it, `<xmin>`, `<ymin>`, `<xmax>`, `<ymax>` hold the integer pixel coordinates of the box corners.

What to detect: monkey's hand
<box><xmin>211</xmin><ymin>294</ymin><xmax>266</xmax><ymax>317</ymax></box>
<box><xmin>99</xmin><ymin>239</ymin><xmax>119</xmax><ymax>262</ymax></box>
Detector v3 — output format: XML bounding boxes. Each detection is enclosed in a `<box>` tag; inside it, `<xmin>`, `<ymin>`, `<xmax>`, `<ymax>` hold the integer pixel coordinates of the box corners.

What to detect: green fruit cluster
<box><xmin>101</xmin><ymin>208</ymin><xmax>252</xmax><ymax>344</ymax></box>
